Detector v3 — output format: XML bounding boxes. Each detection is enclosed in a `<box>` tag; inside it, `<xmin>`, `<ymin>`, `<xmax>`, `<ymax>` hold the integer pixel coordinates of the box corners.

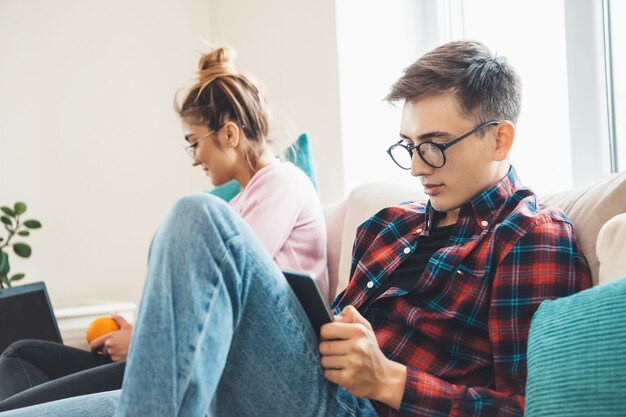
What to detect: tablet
<box><xmin>283</xmin><ymin>271</ymin><xmax>333</xmax><ymax>337</ymax></box>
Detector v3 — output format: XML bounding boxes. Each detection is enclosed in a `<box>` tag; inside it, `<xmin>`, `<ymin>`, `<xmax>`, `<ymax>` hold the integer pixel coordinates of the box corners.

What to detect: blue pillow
<box><xmin>283</xmin><ymin>133</ymin><xmax>319</xmax><ymax>192</ymax></box>
<box><xmin>525</xmin><ymin>277</ymin><xmax>626</xmax><ymax>417</ymax></box>
<box><xmin>208</xmin><ymin>133</ymin><xmax>319</xmax><ymax>201</ymax></box>
<box><xmin>207</xmin><ymin>179</ymin><xmax>241</xmax><ymax>202</ymax></box>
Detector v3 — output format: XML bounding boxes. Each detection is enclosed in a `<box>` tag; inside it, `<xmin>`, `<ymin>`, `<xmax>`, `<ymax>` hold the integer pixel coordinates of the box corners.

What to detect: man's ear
<box><xmin>493</xmin><ymin>120</ymin><xmax>515</xmax><ymax>161</ymax></box>
<box><xmin>222</xmin><ymin>121</ymin><xmax>242</xmax><ymax>148</ymax></box>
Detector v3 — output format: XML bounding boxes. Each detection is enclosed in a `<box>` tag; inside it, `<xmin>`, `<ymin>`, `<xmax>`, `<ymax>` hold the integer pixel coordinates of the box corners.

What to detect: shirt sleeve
<box><xmin>396</xmin><ymin>217</ymin><xmax>592</xmax><ymax>417</ymax></box>
<box><xmin>235</xmin><ymin>167</ymin><xmax>304</xmax><ymax>259</ymax></box>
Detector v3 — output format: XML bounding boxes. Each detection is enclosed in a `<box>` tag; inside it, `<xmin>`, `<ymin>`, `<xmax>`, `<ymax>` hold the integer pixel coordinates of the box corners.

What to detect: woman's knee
<box><xmin>0</xmin><ymin>340</ymin><xmax>49</xmax><ymax>359</ymax></box>
<box><xmin>165</xmin><ymin>192</ymin><xmax>241</xmax><ymax>239</ymax></box>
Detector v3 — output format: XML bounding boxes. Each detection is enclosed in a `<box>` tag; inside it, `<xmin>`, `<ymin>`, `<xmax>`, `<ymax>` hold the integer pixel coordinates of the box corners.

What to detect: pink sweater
<box><xmin>229</xmin><ymin>161</ymin><xmax>329</xmax><ymax>299</ymax></box>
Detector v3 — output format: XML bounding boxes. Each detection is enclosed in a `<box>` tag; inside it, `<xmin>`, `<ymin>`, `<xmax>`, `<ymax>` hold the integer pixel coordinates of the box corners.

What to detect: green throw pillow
<box><xmin>207</xmin><ymin>133</ymin><xmax>319</xmax><ymax>201</ymax></box>
<box><xmin>525</xmin><ymin>277</ymin><xmax>626</xmax><ymax>417</ymax></box>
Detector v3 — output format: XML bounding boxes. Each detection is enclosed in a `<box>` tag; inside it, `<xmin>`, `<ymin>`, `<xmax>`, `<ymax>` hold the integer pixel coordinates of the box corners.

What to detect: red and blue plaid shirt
<box><xmin>333</xmin><ymin>167</ymin><xmax>592</xmax><ymax>417</ymax></box>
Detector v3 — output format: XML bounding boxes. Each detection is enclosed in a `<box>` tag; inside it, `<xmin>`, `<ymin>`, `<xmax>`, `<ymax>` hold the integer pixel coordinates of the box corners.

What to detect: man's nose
<box><xmin>410</xmin><ymin>151</ymin><xmax>433</xmax><ymax>177</ymax></box>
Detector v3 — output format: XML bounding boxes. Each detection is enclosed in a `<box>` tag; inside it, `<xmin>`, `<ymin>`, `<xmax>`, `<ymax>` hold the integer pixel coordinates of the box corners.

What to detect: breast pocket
<box><xmin>451</xmin><ymin>264</ymin><xmax>490</xmax><ymax>303</ymax></box>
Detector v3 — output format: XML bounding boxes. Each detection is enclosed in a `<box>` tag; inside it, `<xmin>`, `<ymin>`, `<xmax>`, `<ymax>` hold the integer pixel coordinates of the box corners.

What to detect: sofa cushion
<box><xmin>524</xmin><ymin>277</ymin><xmax>626</xmax><ymax>417</ymax></box>
<box><xmin>597</xmin><ymin>212</ymin><xmax>626</xmax><ymax>285</ymax></box>
<box><xmin>541</xmin><ymin>171</ymin><xmax>626</xmax><ymax>285</ymax></box>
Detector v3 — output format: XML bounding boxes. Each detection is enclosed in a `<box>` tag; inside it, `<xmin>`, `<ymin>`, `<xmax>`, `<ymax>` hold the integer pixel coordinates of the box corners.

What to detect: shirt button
<box><xmin>403</xmin><ymin>247</ymin><xmax>411</xmax><ymax>254</ymax></box>
<box><xmin>367</xmin><ymin>281</ymin><xmax>374</xmax><ymax>289</ymax></box>
<box><xmin>416</xmin><ymin>228</ymin><xmax>423</xmax><ymax>234</ymax></box>
<box><xmin>480</xmin><ymin>220</ymin><xmax>489</xmax><ymax>227</ymax></box>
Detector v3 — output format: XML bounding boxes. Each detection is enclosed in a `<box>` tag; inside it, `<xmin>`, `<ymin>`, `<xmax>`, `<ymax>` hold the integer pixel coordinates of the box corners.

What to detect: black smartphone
<box><xmin>283</xmin><ymin>271</ymin><xmax>334</xmax><ymax>337</ymax></box>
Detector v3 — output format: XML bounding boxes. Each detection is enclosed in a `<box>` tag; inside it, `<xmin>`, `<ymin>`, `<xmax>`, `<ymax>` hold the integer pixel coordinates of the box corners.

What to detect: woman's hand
<box><xmin>319</xmin><ymin>305</ymin><xmax>407</xmax><ymax>410</ymax></box>
<box><xmin>90</xmin><ymin>314</ymin><xmax>133</xmax><ymax>362</ymax></box>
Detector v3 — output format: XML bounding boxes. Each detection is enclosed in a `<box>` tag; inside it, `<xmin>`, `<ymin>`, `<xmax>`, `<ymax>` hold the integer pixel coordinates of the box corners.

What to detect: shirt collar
<box><xmin>424</xmin><ymin>165</ymin><xmax>524</xmax><ymax>231</ymax></box>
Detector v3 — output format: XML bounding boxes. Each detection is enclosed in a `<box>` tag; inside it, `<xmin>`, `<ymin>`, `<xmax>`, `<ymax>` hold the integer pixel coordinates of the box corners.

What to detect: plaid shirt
<box><xmin>332</xmin><ymin>167</ymin><xmax>591</xmax><ymax>417</ymax></box>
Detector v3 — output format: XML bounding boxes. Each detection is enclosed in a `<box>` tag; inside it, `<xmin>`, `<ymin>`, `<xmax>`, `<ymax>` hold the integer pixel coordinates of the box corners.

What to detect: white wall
<box><xmin>207</xmin><ymin>0</ymin><xmax>343</xmax><ymax>203</ymax></box>
<box><xmin>0</xmin><ymin>0</ymin><xmax>344</xmax><ymax>308</ymax></box>
<box><xmin>0</xmin><ymin>0</ymin><xmax>214</xmax><ymax>306</ymax></box>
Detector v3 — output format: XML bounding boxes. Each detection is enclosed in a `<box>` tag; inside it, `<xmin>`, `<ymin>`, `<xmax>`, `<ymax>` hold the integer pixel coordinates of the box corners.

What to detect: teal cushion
<box><xmin>207</xmin><ymin>179</ymin><xmax>241</xmax><ymax>202</ymax></box>
<box><xmin>283</xmin><ymin>133</ymin><xmax>319</xmax><ymax>192</ymax></box>
<box><xmin>525</xmin><ymin>277</ymin><xmax>626</xmax><ymax>417</ymax></box>
<box><xmin>208</xmin><ymin>133</ymin><xmax>319</xmax><ymax>201</ymax></box>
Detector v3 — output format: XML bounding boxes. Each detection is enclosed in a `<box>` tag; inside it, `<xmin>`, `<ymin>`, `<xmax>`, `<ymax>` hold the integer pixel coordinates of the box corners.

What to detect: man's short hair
<box><xmin>386</xmin><ymin>40</ymin><xmax>522</xmax><ymax>125</ymax></box>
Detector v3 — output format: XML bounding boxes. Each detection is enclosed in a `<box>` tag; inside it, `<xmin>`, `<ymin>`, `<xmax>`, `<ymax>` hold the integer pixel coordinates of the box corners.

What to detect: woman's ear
<box><xmin>493</xmin><ymin>120</ymin><xmax>515</xmax><ymax>161</ymax></box>
<box><xmin>222</xmin><ymin>121</ymin><xmax>242</xmax><ymax>148</ymax></box>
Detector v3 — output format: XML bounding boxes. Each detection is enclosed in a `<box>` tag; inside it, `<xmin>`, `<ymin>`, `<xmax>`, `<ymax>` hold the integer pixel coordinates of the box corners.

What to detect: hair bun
<box><xmin>197</xmin><ymin>47</ymin><xmax>237</xmax><ymax>87</ymax></box>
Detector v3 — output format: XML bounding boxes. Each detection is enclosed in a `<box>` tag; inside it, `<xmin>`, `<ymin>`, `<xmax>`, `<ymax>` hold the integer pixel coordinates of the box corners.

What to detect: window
<box><xmin>334</xmin><ymin>0</ymin><xmax>430</xmax><ymax>192</ymax></box>
<box><xmin>608</xmin><ymin>0</ymin><xmax>626</xmax><ymax>170</ymax></box>
<box><xmin>334</xmin><ymin>0</ymin><xmax>623</xmax><ymax>197</ymax></box>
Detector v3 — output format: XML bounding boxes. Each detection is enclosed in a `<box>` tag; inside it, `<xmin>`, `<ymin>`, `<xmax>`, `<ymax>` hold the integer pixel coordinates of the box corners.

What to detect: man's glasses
<box><xmin>183</xmin><ymin>125</ymin><xmax>223</xmax><ymax>160</ymax></box>
<box><xmin>386</xmin><ymin>120</ymin><xmax>500</xmax><ymax>169</ymax></box>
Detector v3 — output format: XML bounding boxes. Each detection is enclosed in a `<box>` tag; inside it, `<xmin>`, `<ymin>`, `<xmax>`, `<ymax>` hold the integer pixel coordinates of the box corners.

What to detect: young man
<box><xmin>0</xmin><ymin>41</ymin><xmax>591</xmax><ymax>417</ymax></box>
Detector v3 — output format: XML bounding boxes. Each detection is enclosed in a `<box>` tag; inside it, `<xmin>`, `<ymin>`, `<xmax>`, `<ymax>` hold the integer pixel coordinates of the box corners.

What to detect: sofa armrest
<box><xmin>324</xmin><ymin>200</ymin><xmax>348</xmax><ymax>302</ymax></box>
<box><xmin>597</xmin><ymin>212</ymin><xmax>626</xmax><ymax>285</ymax></box>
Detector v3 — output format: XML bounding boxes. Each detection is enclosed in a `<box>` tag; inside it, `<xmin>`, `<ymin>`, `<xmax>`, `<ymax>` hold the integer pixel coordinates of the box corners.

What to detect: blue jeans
<box><xmin>0</xmin><ymin>193</ymin><xmax>378</xmax><ymax>417</ymax></box>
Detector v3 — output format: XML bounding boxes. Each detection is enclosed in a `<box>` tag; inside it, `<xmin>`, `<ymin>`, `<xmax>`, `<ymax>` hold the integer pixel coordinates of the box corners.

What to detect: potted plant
<box><xmin>0</xmin><ymin>202</ymin><xmax>42</xmax><ymax>288</ymax></box>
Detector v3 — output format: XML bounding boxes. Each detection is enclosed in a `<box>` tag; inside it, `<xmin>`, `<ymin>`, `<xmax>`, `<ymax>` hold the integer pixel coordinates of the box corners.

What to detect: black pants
<box><xmin>0</xmin><ymin>339</ymin><xmax>125</xmax><ymax>411</ymax></box>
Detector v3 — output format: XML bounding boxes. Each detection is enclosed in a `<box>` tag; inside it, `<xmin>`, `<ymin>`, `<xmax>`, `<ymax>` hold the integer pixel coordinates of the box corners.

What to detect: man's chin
<box><xmin>429</xmin><ymin>198</ymin><xmax>462</xmax><ymax>214</ymax></box>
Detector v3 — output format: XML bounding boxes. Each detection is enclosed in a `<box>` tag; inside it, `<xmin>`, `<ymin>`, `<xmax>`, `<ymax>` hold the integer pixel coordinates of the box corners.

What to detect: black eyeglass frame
<box><xmin>387</xmin><ymin>120</ymin><xmax>500</xmax><ymax>169</ymax></box>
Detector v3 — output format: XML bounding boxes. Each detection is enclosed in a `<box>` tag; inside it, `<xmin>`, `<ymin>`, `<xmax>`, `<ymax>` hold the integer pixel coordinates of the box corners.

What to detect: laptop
<box><xmin>0</xmin><ymin>281</ymin><xmax>63</xmax><ymax>354</ymax></box>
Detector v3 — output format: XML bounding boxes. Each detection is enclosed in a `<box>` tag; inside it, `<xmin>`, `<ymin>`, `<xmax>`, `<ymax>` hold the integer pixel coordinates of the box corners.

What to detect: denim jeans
<box><xmin>0</xmin><ymin>193</ymin><xmax>378</xmax><ymax>417</ymax></box>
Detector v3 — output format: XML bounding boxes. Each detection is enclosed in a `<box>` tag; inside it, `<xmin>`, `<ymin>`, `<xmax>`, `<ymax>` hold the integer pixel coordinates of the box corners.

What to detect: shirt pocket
<box><xmin>452</xmin><ymin>263</ymin><xmax>488</xmax><ymax>287</ymax></box>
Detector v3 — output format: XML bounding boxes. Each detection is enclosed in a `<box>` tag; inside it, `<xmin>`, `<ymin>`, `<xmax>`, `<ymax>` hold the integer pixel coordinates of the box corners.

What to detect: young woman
<box><xmin>0</xmin><ymin>46</ymin><xmax>328</xmax><ymax>412</ymax></box>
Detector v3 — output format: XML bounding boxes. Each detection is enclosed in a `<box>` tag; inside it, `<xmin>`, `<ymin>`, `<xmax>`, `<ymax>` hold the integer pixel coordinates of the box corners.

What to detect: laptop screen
<box><xmin>0</xmin><ymin>282</ymin><xmax>63</xmax><ymax>354</ymax></box>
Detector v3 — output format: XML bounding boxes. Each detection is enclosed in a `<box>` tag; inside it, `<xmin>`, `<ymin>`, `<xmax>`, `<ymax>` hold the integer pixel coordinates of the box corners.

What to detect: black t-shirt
<box><xmin>365</xmin><ymin>224</ymin><xmax>455</xmax><ymax>307</ymax></box>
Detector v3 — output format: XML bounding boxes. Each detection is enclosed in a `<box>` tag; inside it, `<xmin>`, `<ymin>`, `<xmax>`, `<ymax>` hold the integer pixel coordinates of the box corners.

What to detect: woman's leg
<box><xmin>114</xmin><ymin>193</ymin><xmax>377</xmax><ymax>417</ymax></box>
<box><xmin>0</xmin><ymin>193</ymin><xmax>378</xmax><ymax>417</ymax></box>
<box><xmin>0</xmin><ymin>340</ymin><xmax>111</xmax><ymax>401</ymax></box>
<box><xmin>0</xmin><ymin>362</ymin><xmax>125</xmax><ymax>412</ymax></box>
<box><xmin>0</xmin><ymin>390</ymin><xmax>120</xmax><ymax>417</ymax></box>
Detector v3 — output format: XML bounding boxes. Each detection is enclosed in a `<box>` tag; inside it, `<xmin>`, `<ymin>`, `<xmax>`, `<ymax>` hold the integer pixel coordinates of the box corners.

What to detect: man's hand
<box><xmin>319</xmin><ymin>305</ymin><xmax>407</xmax><ymax>409</ymax></box>
<box><xmin>90</xmin><ymin>314</ymin><xmax>133</xmax><ymax>362</ymax></box>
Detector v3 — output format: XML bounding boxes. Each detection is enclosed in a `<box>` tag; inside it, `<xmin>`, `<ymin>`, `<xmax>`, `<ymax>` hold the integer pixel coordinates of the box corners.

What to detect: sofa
<box><xmin>323</xmin><ymin>171</ymin><xmax>626</xmax><ymax>415</ymax></box>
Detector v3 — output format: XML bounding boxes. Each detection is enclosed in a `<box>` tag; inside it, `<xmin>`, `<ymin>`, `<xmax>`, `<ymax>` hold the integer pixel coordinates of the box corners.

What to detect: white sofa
<box><xmin>324</xmin><ymin>171</ymin><xmax>626</xmax><ymax>301</ymax></box>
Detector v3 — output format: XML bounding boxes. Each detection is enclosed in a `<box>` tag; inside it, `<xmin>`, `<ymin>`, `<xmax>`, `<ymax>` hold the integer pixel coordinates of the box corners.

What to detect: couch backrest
<box><xmin>325</xmin><ymin>172</ymin><xmax>626</xmax><ymax>299</ymax></box>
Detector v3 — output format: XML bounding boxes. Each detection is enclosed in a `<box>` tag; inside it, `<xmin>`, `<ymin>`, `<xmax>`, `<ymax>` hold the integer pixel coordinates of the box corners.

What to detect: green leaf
<box><xmin>13</xmin><ymin>243</ymin><xmax>32</xmax><ymax>258</ymax></box>
<box><xmin>14</xmin><ymin>202</ymin><xmax>27</xmax><ymax>215</ymax></box>
<box><xmin>0</xmin><ymin>252</ymin><xmax>9</xmax><ymax>275</ymax></box>
<box><xmin>1</xmin><ymin>207</ymin><xmax>15</xmax><ymax>218</ymax></box>
<box><xmin>18</xmin><ymin>231</ymin><xmax>30</xmax><ymax>237</ymax></box>
<box><xmin>10</xmin><ymin>273</ymin><xmax>25</xmax><ymax>282</ymax></box>
<box><xmin>1</xmin><ymin>275</ymin><xmax>10</xmax><ymax>288</ymax></box>
<box><xmin>1</xmin><ymin>216</ymin><xmax>12</xmax><ymax>227</ymax></box>
<box><xmin>23</xmin><ymin>220</ymin><xmax>42</xmax><ymax>229</ymax></box>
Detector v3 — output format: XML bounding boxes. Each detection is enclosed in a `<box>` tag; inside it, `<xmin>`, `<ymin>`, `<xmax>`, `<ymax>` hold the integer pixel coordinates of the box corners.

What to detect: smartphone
<box><xmin>283</xmin><ymin>271</ymin><xmax>334</xmax><ymax>337</ymax></box>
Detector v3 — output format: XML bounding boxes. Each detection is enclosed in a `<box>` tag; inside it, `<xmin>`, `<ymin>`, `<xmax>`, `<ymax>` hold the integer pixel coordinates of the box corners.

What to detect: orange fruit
<box><xmin>86</xmin><ymin>317</ymin><xmax>120</xmax><ymax>344</ymax></box>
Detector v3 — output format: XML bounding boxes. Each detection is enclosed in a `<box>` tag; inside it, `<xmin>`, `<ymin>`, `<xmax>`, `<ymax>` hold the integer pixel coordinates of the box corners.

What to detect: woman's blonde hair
<box><xmin>177</xmin><ymin>46</ymin><xmax>270</xmax><ymax>172</ymax></box>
